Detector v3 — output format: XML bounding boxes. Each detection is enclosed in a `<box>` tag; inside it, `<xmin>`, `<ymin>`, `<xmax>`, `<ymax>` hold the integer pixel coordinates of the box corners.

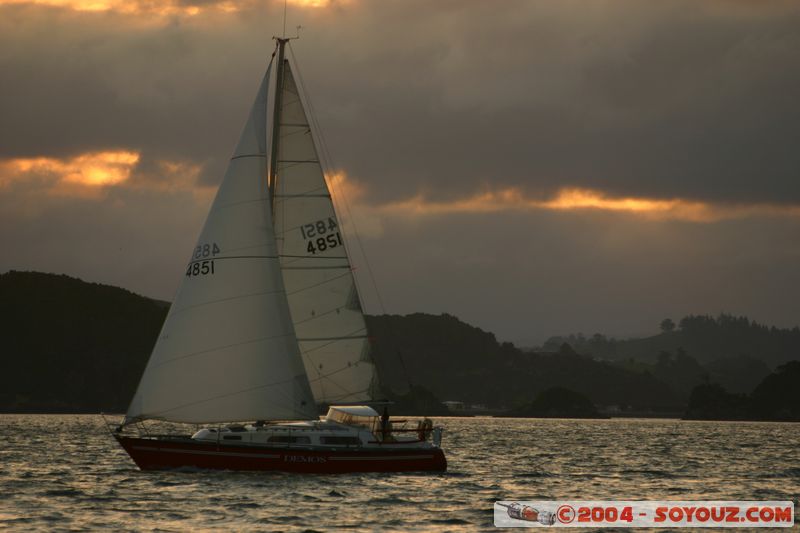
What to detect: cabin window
<box><xmin>320</xmin><ymin>436</ymin><xmax>360</xmax><ymax>446</ymax></box>
<box><xmin>223</xmin><ymin>435</ymin><xmax>242</xmax><ymax>440</ymax></box>
<box><xmin>267</xmin><ymin>436</ymin><xmax>311</xmax><ymax>444</ymax></box>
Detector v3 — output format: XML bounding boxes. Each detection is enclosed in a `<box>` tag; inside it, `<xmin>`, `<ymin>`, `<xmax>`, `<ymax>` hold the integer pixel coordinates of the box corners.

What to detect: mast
<box><xmin>269</xmin><ymin>38</ymin><xmax>289</xmax><ymax>203</ymax></box>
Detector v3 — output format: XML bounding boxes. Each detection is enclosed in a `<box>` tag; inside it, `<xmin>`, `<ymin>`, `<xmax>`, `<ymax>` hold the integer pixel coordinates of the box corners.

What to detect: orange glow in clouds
<box><xmin>1</xmin><ymin>151</ymin><xmax>140</xmax><ymax>189</ymax></box>
<box><xmin>0</xmin><ymin>0</ymin><xmax>342</xmax><ymax>15</ymax></box>
<box><xmin>286</xmin><ymin>0</ymin><xmax>348</xmax><ymax>7</ymax></box>
<box><xmin>0</xmin><ymin>0</ymin><xmax>230</xmax><ymax>16</ymax></box>
<box><xmin>327</xmin><ymin>173</ymin><xmax>800</xmax><ymax>224</ymax></box>
<box><xmin>0</xmin><ymin>149</ymin><xmax>210</xmax><ymax>209</ymax></box>
<box><xmin>380</xmin><ymin>186</ymin><xmax>719</xmax><ymax>221</ymax></box>
<box><xmin>540</xmin><ymin>188</ymin><xmax>715</xmax><ymax>221</ymax></box>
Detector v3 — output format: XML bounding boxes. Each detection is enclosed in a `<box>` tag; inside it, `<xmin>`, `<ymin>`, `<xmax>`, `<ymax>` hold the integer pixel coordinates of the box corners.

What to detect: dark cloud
<box><xmin>303</xmin><ymin>1</ymin><xmax>800</xmax><ymax>205</ymax></box>
<box><xmin>2</xmin><ymin>1</ymin><xmax>799</xmax><ymax>202</ymax></box>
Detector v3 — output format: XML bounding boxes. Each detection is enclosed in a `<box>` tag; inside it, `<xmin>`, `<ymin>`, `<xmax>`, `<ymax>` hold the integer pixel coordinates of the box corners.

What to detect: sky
<box><xmin>1</xmin><ymin>0</ymin><xmax>799</xmax><ymax>346</ymax></box>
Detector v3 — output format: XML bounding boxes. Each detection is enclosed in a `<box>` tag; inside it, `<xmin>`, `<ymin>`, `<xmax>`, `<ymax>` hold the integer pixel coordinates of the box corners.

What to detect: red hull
<box><xmin>115</xmin><ymin>436</ymin><xmax>447</xmax><ymax>473</ymax></box>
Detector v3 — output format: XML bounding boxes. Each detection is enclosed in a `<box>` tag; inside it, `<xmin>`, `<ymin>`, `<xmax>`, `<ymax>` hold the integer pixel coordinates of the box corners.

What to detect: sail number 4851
<box><xmin>186</xmin><ymin>242</ymin><xmax>221</xmax><ymax>277</ymax></box>
<box><xmin>301</xmin><ymin>218</ymin><xmax>343</xmax><ymax>255</ymax></box>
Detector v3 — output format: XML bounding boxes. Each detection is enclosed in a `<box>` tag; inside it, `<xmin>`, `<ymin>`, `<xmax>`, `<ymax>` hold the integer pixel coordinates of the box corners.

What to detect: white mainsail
<box><xmin>125</xmin><ymin>62</ymin><xmax>318</xmax><ymax>424</ymax></box>
<box><xmin>271</xmin><ymin>58</ymin><xmax>380</xmax><ymax>404</ymax></box>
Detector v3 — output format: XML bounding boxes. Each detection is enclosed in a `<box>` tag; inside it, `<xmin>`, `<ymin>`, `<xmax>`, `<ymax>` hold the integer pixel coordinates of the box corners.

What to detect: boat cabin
<box><xmin>190</xmin><ymin>406</ymin><xmax>394</xmax><ymax>448</ymax></box>
<box><xmin>324</xmin><ymin>405</ymin><xmax>379</xmax><ymax>429</ymax></box>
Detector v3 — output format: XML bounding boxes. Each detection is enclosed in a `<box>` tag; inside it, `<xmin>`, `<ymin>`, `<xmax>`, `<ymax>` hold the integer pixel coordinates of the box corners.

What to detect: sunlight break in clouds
<box><xmin>0</xmin><ymin>0</ymin><xmax>238</xmax><ymax>16</ymax></box>
<box><xmin>287</xmin><ymin>0</ymin><xmax>350</xmax><ymax>7</ymax></box>
<box><xmin>329</xmin><ymin>173</ymin><xmax>800</xmax><ymax>225</ymax></box>
<box><xmin>0</xmin><ymin>151</ymin><xmax>140</xmax><ymax>192</ymax></box>
<box><xmin>0</xmin><ymin>150</ymin><xmax>207</xmax><ymax>203</ymax></box>
<box><xmin>0</xmin><ymin>0</ymin><xmax>341</xmax><ymax>16</ymax></box>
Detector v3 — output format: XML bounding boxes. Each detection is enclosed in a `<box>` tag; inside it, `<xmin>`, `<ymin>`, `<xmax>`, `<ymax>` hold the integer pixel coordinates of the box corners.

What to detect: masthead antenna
<box><xmin>282</xmin><ymin>0</ymin><xmax>287</xmax><ymax>38</ymax></box>
<box><xmin>276</xmin><ymin>0</ymin><xmax>301</xmax><ymax>43</ymax></box>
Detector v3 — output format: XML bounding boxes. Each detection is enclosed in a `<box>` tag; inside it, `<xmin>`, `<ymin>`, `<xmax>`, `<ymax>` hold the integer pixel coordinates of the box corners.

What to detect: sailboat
<box><xmin>112</xmin><ymin>38</ymin><xmax>446</xmax><ymax>473</ymax></box>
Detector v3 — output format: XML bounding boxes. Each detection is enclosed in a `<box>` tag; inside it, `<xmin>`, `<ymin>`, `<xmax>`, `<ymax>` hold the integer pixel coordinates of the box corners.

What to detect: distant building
<box><xmin>442</xmin><ymin>400</ymin><xmax>465</xmax><ymax>411</ymax></box>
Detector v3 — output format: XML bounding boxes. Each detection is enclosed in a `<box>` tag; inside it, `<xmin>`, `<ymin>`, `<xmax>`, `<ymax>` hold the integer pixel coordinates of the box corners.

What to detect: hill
<box><xmin>0</xmin><ymin>271</ymin><xmax>167</xmax><ymax>412</ymax></box>
<box><xmin>685</xmin><ymin>362</ymin><xmax>800</xmax><ymax>421</ymax></box>
<box><xmin>2</xmin><ymin>271</ymin><xmax>796</xmax><ymax>419</ymax></box>
<box><xmin>542</xmin><ymin>314</ymin><xmax>800</xmax><ymax>369</ymax></box>
<box><xmin>367</xmin><ymin>314</ymin><xmax>679</xmax><ymax>412</ymax></box>
<box><xmin>1</xmin><ymin>271</ymin><xmax>684</xmax><ymax>415</ymax></box>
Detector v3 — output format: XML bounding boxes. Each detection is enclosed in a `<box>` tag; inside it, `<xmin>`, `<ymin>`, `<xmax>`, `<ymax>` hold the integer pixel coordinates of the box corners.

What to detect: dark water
<box><xmin>0</xmin><ymin>415</ymin><xmax>797</xmax><ymax>531</ymax></box>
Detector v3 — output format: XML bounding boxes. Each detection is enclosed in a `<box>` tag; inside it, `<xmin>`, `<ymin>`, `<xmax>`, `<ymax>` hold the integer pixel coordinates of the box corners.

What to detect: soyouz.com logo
<box><xmin>493</xmin><ymin>501</ymin><xmax>794</xmax><ymax>528</ymax></box>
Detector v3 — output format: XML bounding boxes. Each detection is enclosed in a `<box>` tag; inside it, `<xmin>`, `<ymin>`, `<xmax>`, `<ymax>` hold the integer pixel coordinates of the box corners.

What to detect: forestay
<box><xmin>125</xmin><ymin>62</ymin><xmax>317</xmax><ymax>425</ymax></box>
<box><xmin>271</xmin><ymin>59</ymin><xmax>380</xmax><ymax>404</ymax></box>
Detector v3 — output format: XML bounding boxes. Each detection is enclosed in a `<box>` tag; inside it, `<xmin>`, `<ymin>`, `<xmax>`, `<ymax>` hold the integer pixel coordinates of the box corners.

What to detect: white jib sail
<box><xmin>125</xmin><ymin>62</ymin><xmax>317</xmax><ymax>424</ymax></box>
<box><xmin>272</xmin><ymin>59</ymin><xmax>380</xmax><ymax>404</ymax></box>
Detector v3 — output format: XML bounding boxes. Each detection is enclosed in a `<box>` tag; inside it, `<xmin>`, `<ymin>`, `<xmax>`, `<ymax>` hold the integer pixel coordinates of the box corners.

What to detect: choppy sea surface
<box><xmin>0</xmin><ymin>415</ymin><xmax>797</xmax><ymax>531</ymax></box>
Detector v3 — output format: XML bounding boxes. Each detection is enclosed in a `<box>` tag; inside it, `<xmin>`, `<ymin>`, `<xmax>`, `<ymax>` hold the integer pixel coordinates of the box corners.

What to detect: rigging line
<box><xmin>300</xmin><ymin>327</ymin><xmax>368</xmax><ymax>355</ymax></box>
<box><xmin>287</xmin><ymin>43</ymin><xmax>387</xmax><ymax>316</ymax></box>
<box><xmin>280</xmin><ymin>130</ymin><xmax>287</xmax><ymax>258</ymax></box>
<box><xmin>279</xmin><ymin>255</ymin><xmax>347</xmax><ymax>269</ymax></box>
<box><xmin>273</xmin><ymin>193</ymin><xmax>330</xmax><ymax>199</ymax></box>
<box><xmin>273</xmin><ymin>183</ymin><xmax>328</xmax><ymax>196</ymax></box>
<box><xmin>300</xmin><ymin>342</ymin><xmax>326</xmax><ymax>386</ymax></box>
<box><xmin>294</xmin><ymin>342</ymin><xmax>331</xmax><ymax>399</ymax></box>
<box><xmin>298</xmin><ymin>334</ymin><xmax>369</xmax><ymax>341</ymax></box>
<box><xmin>167</xmin><ymin>287</ymin><xmax>287</xmax><ymax>317</ymax></box>
<box><xmin>204</xmin><ymin>242</ymin><xmax>280</xmax><ymax>256</ymax></box>
<box><xmin>271</xmin><ymin>160</ymin><xmax>319</xmax><ymax>178</ymax></box>
<box><xmin>318</xmin><ymin>388</ymin><xmax>372</xmax><ymax>402</ymax></box>
<box><xmin>332</xmin><ymin>391</ymin><xmax>373</xmax><ymax>402</ymax></box>
<box><xmin>150</xmin><ymin>330</ymin><xmax>296</xmax><ymax>370</ymax></box>
<box><xmin>303</xmin><ymin>366</ymin><xmax>369</xmax><ymax>409</ymax></box>
<box><xmin>282</xmin><ymin>265</ymin><xmax>350</xmax><ymax>271</ymax></box>
<box><xmin>230</xmin><ymin>153</ymin><xmax>267</xmax><ymax>160</ymax></box>
<box><xmin>311</xmin><ymin>378</ymin><xmax>354</xmax><ymax>399</ymax></box>
<box><xmin>279</xmin><ymin>254</ymin><xmax>348</xmax><ymax>259</ymax></box>
<box><xmin>275</xmin><ymin>159</ymin><xmax>320</xmax><ymax>171</ymax></box>
<box><xmin>279</xmin><ymin>128</ymin><xmax>311</xmax><ymax>140</ymax></box>
<box><xmin>302</xmin><ymin>351</ymin><xmax>368</xmax><ymax>403</ymax></box>
<box><xmin>272</xmin><ymin>187</ymin><xmax>332</xmax><ymax>206</ymax></box>
<box><xmin>293</xmin><ymin>304</ymin><xmax>349</xmax><ymax>325</ymax></box>
<box><xmin>298</xmin><ymin>328</ymin><xmax>374</xmax><ymax>365</ymax></box>
<box><xmin>308</xmin><ymin>366</ymin><xmax>369</xmax><ymax>400</ymax></box>
<box><xmin>307</xmin><ymin>363</ymin><xmax>367</xmax><ymax>397</ymax></box>
<box><xmin>276</xmin><ymin>252</ymin><xmax>339</xmax><ymax>269</ymax></box>
<box><xmin>186</xmin><ymin>254</ymin><xmax>280</xmax><ymax>266</ymax></box>
<box><xmin>148</xmin><ymin>372</ymin><xmax>311</xmax><ymax>418</ymax></box>
<box><xmin>169</xmin><ymin>290</ymin><xmax>283</xmax><ymax>317</ymax></box>
<box><xmin>145</xmin><ymin>360</ymin><xmax>313</xmax><ymax>422</ymax></box>
<box><xmin>285</xmin><ymin>270</ymin><xmax>352</xmax><ymax>296</ymax></box>
<box><xmin>279</xmin><ymin>258</ymin><xmax>350</xmax><ymax>270</ymax></box>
